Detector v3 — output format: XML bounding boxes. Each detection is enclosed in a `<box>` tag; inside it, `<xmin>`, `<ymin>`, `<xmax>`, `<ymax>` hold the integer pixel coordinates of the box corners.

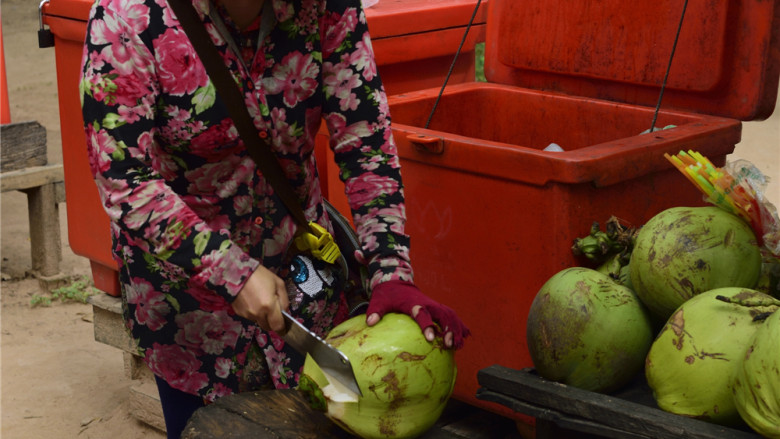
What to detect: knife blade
<box><xmin>281</xmin><ymin>311</ymin><xmax>362</xmax><ymax>396</ymax></box>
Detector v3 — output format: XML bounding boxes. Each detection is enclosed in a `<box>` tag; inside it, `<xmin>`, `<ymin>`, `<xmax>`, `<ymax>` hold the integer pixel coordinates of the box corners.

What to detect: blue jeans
<box><xmin>154</xmin><ymin>376</ymin><xmax>205</xmax><ymax>439</ymax></box>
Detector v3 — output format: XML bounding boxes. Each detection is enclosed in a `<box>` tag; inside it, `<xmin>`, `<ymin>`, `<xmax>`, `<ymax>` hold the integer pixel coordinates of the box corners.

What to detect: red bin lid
<box><xmin>366</xmin><ymin>0</ymin><xmax>487</xmax><ymax>39</ymax></box>
<box><xmin>42</xmin><ymin>0</ymin><xmax>93</xmax><ymax>22</ymax></box>
<box><xmin>42</xmin><ymin>0</ymin><xmax>489</xmax><ymax>37</ymax></box>
<box><xmin>484</xmin><ymin>0</ymin><xmax>780</xmax><ymax>121</ymax></box>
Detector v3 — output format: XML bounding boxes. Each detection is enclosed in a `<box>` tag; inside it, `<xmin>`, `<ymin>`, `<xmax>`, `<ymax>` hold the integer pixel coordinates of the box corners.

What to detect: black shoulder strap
<box><xmin>166</xmin><ymin>0</ymin><xmax>310</xmax><ymax>231</ymax></box>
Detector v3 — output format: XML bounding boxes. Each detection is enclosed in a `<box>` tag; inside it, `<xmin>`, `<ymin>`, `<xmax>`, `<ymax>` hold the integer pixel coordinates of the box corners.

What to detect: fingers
<box><xmin>268</xmin><ymin>276</ymin><xmax>289</xmax><ymax>334</ymax></box>
<box><xmin>275</xmin><ymin>275</ymin><xmax>289</xmax><ymax>312</ymax></box>
<box><xmin>368</xmin><ymin>307</ymin><xmax>436</xmax><ymax>343</ymax></box>
<box><xmin>364</xmin><ymin>280</ymin><xmax>470</xmax><ymax>349</ymax></box>
<box><xmin>366</xmin><ymin>312</ymin><xmax>381</xmax><ymax>326</ymax></box>
<box><xmin>444</xmin><ymin>331</ymin><xmax>454</xmax><ymax>348</ymax></box>
<box><xmin>266</xmin><ymin>309</ymin><xmax>286</xmax><ymax>335</ymax></box>
<box><xmin>272</xmin><ymin>276</ymin><xmax>289</xmax><ymax>333</ymax></box>
<box><xmin>232</xmin><ymin>266</ymin><xmax>288</xmax><ymax>333</ymax></box>
<box><xmin>424</xmin><ymin>327</ymin><xmax>435</xmax><ymax>342</ymax></box>
<box><xmin>427</xmin><ymin>305</ymin><xmax>470</xmax><ymax>349</ymax></box>
<box><xmin>261</xmin><ymin>277</ymin><xmax>288</xmax><ymax>334</ymax></box>
<box><xmin>369</xmin><ymin>303</ymin><xmax>465</xmax><ymax>348</ymax></box>
<box><xmin>364</xmin><ymin>297</ymin><xmax>391</xmax><ymax>324</ymax></box>
<box><xmin>410</xmin><ymin>305</ymin><xmax>435</xmax><ymax>338</ymax></box>
<box><xmin>247</xmin><ymin>301</ymin><xmax>284</xmax><ymax>333</ymax></box>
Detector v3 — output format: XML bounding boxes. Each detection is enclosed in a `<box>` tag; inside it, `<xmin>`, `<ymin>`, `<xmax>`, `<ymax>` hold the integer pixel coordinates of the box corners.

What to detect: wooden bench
<box><xmin>0</xmin><ymin>120</ymin><xmax>68</xmax><ymax>290</ymax></box>
<box><xmin>88</xmin><ymin>293</ymin><xmax>167</xmax><ymax>433</ymax></box>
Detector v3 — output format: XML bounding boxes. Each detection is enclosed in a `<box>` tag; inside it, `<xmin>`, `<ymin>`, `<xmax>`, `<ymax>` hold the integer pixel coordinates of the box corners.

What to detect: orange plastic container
<box><xmin>357</xmin><ymin>0</ymin><xmax>487</xmax><ymax>97</ymax></box>
<box><xmin>41</xmin><ymin>0</ymin><xmax>487</xmax><ymax>296</ymax></box>
<box><xmin>381</xmin><ymin>0</ymin><xmax>780</xmax><ymax>418</ymax></box>
<box><xmin>317</xmin><ymin>0</ymin><xmax>488</xmax><ymax>211</ymax></box>
<box><xmin>40</xmin><ymin>0</ymin><xmax>118</xmax><ymax>293</ymax></box>
<box><xmin>1</xmin><ymin>19</ymin><xmax>11</xmax><ymax>124</ymax></box>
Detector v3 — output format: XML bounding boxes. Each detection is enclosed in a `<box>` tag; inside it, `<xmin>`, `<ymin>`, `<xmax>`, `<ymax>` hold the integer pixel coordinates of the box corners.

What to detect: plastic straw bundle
<box><xmin>665</xmin><ymin>150</ymin><xmax>779</xmax><ymax>256</ymax></box>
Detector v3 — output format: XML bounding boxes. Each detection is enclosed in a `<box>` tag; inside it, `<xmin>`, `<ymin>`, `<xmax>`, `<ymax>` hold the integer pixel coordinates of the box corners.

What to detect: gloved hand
<box><xmin>366</xmin><ymin>280</ymin><xmax>470</xmax><ymax>349</ymax></box>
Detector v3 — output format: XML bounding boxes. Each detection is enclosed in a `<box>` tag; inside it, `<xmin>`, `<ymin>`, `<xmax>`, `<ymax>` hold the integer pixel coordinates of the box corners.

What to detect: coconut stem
<box><xmin>715</xmin><ymin>295</ymin><xmax>780</xmax><ymax>314</ymax></box>
<box><xmin>752</xmin><ymin>311</ymin><xmax>774</xmax><ymax>322</ymax></box>
<box><xmin>571</xmin><ymin>217</ymin><xmax>638</xmax><ymax>265</ymax></box>
<box><xmin>715</xmin><ymin>295</ymin><xmax>780</xmax><ymax>309</ymax></box>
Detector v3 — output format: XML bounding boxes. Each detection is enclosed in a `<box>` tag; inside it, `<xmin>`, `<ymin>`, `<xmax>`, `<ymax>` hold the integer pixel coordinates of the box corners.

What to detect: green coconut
<box><xmin>630</xmin><ymin>206</ymin><xmax>762</xmax><ymax>321</ymax></box>
<box><xmin>755</xmin><ymin>253</ymin><xmax>780</xmax><ymax>299</ymax></box>
<box><xmin>596</xmin><ymin>252</ymin><xmax>633</xmax><ymax>290</ymax></box>
<box><xmin>526</xmin><ymin>267</ymin><xmax>654</xmax><ymax>393</ymax></box>
<box><xmin>732</xmin><ymin>307</ymin><xmax>780</xmax><ymax>438</ymax></box>
<box><xmin>645</xmin><ymin>287</ymin><xmax>779</xmax><ymax>426</ymax></box>
<box><xmin>297</xmin><ymin>313</ymin><xmax>456</xmax><ymax>439</ymax></box>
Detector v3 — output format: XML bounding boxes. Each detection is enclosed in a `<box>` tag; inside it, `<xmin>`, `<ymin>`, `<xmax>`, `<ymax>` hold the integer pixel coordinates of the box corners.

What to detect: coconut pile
<box><xmin>526</xmin><ymin>205</ymin><xmax>780</xmax><ymax>438</ymax></box>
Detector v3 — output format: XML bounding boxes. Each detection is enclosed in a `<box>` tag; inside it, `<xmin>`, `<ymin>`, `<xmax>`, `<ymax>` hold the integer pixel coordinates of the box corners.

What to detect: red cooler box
<box><xmin>40</xmin><ymin>0</ymin><xmax>487</xmax><ymax>296</ymax></box>
<box><xmin>384</xmin><ymin>0</ymin><xmax>780</xmax><ymax>419</ymax></box>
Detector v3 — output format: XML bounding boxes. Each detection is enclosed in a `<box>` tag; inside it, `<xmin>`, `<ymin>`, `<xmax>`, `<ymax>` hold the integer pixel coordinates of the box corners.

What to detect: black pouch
<box><xmin>323</xmin><ymin>200</ymin><xmax>370</xmax><ymax>315</ymax></box>
<box><xmin>281</xmin><ymin>200</ymin><xmax>369</xmax><ymax>317</ymax></box>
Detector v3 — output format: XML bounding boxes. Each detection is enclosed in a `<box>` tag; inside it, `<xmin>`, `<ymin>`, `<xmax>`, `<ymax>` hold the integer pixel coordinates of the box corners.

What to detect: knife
<box><xmin>281</xmin><ymin>311</ymin><xmax>362</xmax><ymax>396</ymax></box>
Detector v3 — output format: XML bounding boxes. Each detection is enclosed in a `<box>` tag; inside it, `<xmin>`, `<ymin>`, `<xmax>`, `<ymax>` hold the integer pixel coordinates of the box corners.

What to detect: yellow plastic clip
<box><xmin>294</xmin><ymin>221</ymin><xmax>341</xmax><ymax>264</ymax></box>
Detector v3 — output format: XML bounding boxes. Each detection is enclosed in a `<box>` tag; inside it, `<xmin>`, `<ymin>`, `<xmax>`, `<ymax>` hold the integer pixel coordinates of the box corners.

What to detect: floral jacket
<box><xmin>80</xmin><ymin>0</ymin><xmax>413</xmax><ymax>401</ymax></box>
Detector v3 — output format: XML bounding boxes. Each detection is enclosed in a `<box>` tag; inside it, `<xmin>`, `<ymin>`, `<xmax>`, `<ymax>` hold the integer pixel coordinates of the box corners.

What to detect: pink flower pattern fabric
<box><xmin>80</xmin><ymin>0</ymin><xmax>413</xmax><ymax>401</ymax></box>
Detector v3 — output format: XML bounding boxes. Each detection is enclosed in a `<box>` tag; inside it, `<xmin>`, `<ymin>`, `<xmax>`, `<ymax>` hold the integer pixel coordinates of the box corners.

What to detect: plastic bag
<box><xmin>666</xmin><ymin>151</ymin><xmax>780</xmax><ymax>297</ymax></box>
<box><xmin>724</xmin><ymin>159</ymin><xmax>780</xmax><ymax>257</ymax></box>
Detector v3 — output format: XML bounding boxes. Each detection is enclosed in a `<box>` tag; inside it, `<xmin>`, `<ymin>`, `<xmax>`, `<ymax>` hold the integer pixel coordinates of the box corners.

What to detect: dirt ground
<box><xmin>0</xmin><ymin>0</ymin><xmax>778</xmax><ymax>438</ymax></box>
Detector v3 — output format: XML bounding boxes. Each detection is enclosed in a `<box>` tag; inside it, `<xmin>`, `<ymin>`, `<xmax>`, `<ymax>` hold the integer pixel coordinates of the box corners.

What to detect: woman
<box><xmin>80</xmin><ymin>0</ymin><xmax>469</xmax><ymax>436</ymax></box>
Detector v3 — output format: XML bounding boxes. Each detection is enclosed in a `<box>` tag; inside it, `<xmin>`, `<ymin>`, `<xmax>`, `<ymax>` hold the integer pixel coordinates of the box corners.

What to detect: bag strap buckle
<box><xmin>294</xmin><ymin>221</ymin><xmax>341</xmax><ymax>264</ymax></box>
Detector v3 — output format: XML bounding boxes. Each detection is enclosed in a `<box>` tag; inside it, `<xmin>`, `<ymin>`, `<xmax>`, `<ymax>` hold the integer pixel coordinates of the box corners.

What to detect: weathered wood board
<box><xmin>1</xmin><ymin>121</ymin><xmax>48</xmax><ymax>172</ymax></box>
<box><xmin>183</xmin><ymin>387</ymin><xmax>526</xmax><ymax>439</ymax></box>
<box><xmin>0</xmin><ymin>164</ymin><xmax>64</xmax><ymax>193</ymax></box>
<box><xmin>476</xmin><ymin>365</ymin><xmax>760</xmax><ymax>439</ymax></box>
<box><xmin>182</xmin><ymin>390</ymin><xmax>350</xmax><ymax>439</ymax></box>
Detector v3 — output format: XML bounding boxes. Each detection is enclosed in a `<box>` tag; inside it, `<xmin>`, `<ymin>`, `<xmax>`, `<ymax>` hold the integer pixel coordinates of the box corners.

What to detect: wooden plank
<box><xmin>183</xmin><ymin>388</ymin><xmax>525</xmax><ymax>439</ymax></box>
<box><xmin>0</xmin><ymin>164</ymin><xmax>64</xmax><ymax>192</ymax></box>
<box><xmin>535</xmin><ymin>419</ymin><xmax>605</xmax><ymax>439</ymax></box>
<box><xmin>129</xmin><ymin>379</ymin><xmax>166</xmax><ymax>433</ymax></box>
<box><xmin>476</xmin><ymin>365</ymin><xmax>759</xmax><ymax>439</ymax></box>
<box><xmin>54</xmin><ymin>180</ymin><xmax>65</xmax><ymax>204</ymax></box>
<box><xmin>0</xmin><ymin>121</ymin><xmax>47</xmax><ymax>172</ymax></box>
<box><xmin>439</xmin><ymin>407</ymin><xmax>525</xmax><ymax>439</ymax></box>
<box><xmin>88</xmin><ymin>295</ymin><xmax>166</xmax><ymax>432</ymax></box>
<box><xmin>26</xmin><ymin>183</ymin><xmax>61</xmax><ymax>276</ymax></box>
<box><xmin>477</xmin><ymin>390</ymin><xmax>644</xmax><ymax>439</ymax></box>
<box><xmin>124</xmin><ymin>351</ymin><xmax>155</xmax><ymax>381</ymax></box>
<box><xmin>88</xmin><ymin>294</ymin><xmax>140</xmax><ymax>354</ymax></box>
<box><xmin>182</xmin><ymin>390</ymin><xmax>349</xmax><ymax>439</ymax></box>
<box><xmin>89</xmin><ymin>293</ymin><xmax>123</xmax><ymax>314</ymax></box>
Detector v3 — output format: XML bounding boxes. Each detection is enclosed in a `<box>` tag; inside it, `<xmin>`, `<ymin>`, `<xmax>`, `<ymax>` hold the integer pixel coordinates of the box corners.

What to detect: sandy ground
<box><xmin>0</xmin><ymin>0</ymin><xmax>778</xmax><ymax>438</ymax></box>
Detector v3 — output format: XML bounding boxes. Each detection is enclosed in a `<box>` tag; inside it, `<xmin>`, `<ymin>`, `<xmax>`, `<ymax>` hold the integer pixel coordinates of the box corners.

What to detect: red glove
<box><xmin>366</xmin><ymin>280</ymin><xmax>470</xmax><ymax>349</ymax></box>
